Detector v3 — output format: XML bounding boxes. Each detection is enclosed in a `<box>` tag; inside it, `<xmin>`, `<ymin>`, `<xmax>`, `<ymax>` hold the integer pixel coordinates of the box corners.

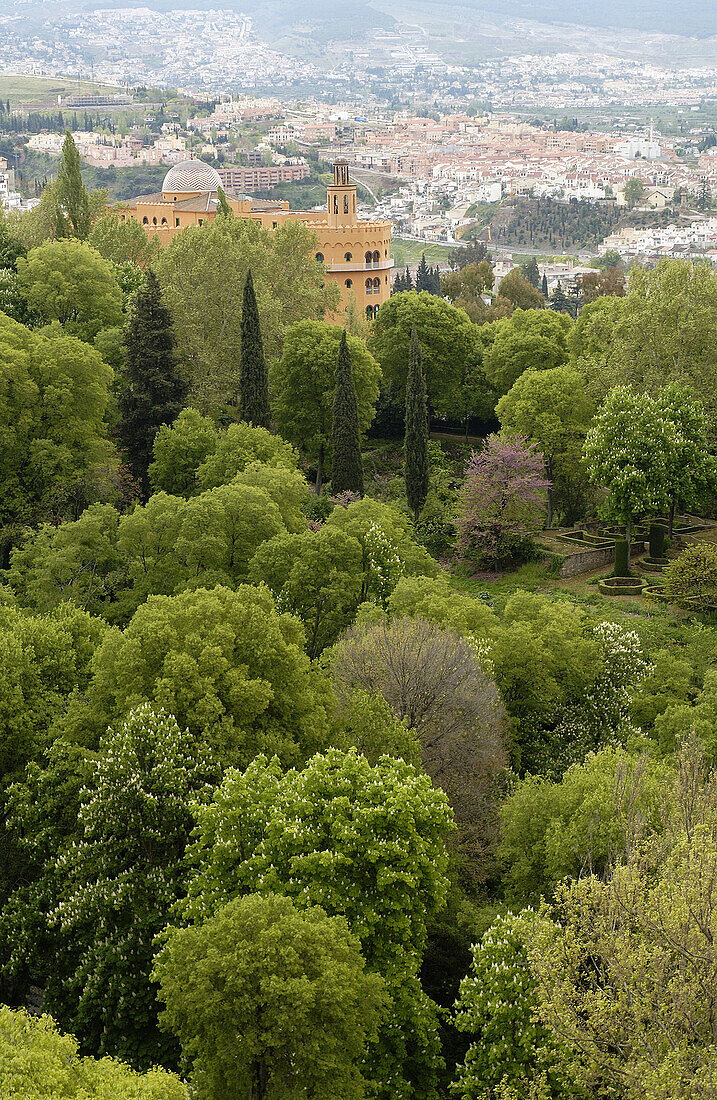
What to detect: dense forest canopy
<box><xmin>2</xmin><ymin>133</ymin><xmax>717</xmax><ymax>1100</ymax></box>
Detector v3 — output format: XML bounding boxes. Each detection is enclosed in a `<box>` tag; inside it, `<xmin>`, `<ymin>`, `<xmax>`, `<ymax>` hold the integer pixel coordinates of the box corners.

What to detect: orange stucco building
<box><xmin>116</xmin><ymin>158</ymin><xmax>393</xmax><ymax>317</ymax></box>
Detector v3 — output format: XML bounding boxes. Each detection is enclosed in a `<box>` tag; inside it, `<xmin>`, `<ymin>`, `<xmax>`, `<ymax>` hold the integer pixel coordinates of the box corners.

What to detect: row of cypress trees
<box><xmin>121</xmin><ymin>266</ymin><xmax>430</xmax><ymax>519</ymax></box>
<box><xmin>48</xmin><ymin>128</ymin><xmax>431</xmax><ymax>517</ymax></box>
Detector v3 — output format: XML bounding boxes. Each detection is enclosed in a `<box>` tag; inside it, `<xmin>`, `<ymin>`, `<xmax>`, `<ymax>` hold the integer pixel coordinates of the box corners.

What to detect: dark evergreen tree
<box><xmin>404</xmin><ymin>326</ymin><xmax>429</xmax><ymax>523</ymax></box>
<box><xmin>416</xmin><ymin>252</ymin><xmax>430</xmax><ymax>292</ymax></box>
<box><xmin>541</xmin><ymin>272</ymin><xmax>549</xmax><ymax>297</ymax></box>
<box><xmin>697</xmin><ymin>177</ymin><xmax>712</xmax><ymax>212</ymax></box>
<box><xmin>216</xmin><ymin>185</ymin><xmax>232</xmax><ymax>216</ymax></box>
<box><xmin>393</xmin><ymin>271</ymin><xmax>404</xmax><ymax>294</ymax></box>
<box><xmin>404</xmin><ymin>266</ymin><xmax>414</xmax><ymax>291</ymax></box>
<box><xmin>118</xmin><ymin>270</ymin><xmax>187</xmax><ymax>493</ymax></box>
<box><xmin>520</xmin><ymin>257</ymin><xmax>541</xmax><ymax>288</ymax></box>
<box><xmin>549</xmin><ymin>280</ymin><xmax>570</xmax><ymax>314</ymax></box>
<box><xmin>53</xmin><ymin>131</ymin><xmax>90</xmax><ymax>239</ymax></box>
<box><xmin>239</xmin><ymin>269</ymin><xmax>271</xmax><ymax>428</ymax></box>
<box><xmin>331</xmin><ymin>330</ymin><xmax>364</xmax><ymax>495</ymax></box>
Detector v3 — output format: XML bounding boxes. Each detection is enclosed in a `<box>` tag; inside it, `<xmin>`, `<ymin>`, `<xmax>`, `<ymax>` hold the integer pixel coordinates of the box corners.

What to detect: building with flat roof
<box><xmin>115</xmin><ymin>158</ymin><xmax>392</xmax><ymax>317</ymax></box>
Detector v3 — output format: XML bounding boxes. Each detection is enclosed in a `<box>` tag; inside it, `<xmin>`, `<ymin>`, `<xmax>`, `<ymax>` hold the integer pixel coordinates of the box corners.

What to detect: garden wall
<box><xmin>546</xmin><ymin>540</ymin><xmax>646</xmax><ymax>578</ymax></box>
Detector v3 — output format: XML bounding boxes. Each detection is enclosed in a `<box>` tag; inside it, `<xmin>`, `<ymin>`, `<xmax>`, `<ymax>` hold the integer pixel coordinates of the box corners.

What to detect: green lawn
<box><xmin>390</xmin><ymin>238</ymin><xmax>455</xmax><ymax>266</ymax></box>
<box><xmin>0</xmin><ymin>74</ymin><xmax>118</xmax><ymax>108</ymax></box>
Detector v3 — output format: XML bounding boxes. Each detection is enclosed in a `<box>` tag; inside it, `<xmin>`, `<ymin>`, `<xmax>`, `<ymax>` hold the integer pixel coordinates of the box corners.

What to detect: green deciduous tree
<box><xmin>405</xmin><ymin>326</ymin><xmax>429</xmax><ymax>522</ymax></box>
<box><xmin>570</xmin><ymin>260</ymin><xmax>717</xmax><ymax>426</ymax></box>
<box><xmin>239</xmin><ymin>269</ymin><xmax>271</xmax><ymax>427</ymax></box>
<box><xmin>325</xmin><ymin>497</ymin><xmax>438</xmax><ymax>605</ymax></box>
<box><xmin>180</xmin><ymin>748</ymin><xmax>453</xmax><ymax>1099</ymax></box>
<box><xmin>331</xmin><ymin>329</ymin><xmax>364</xmax><ymax>495</ymax></box>
<box><xmin>497</xmin><ymin>366</ymin><xmax>594</xmax><ymax>527</ymax></box>
<box><xmin>0</xmin><ymin>313</ymin><xmax>114</xmax><ymax>545</ymax></box>
<box><xmin>656</xmin><ymin>383</ymin><xmax>716</xmax><ymax>535</ymax></box>
<box><xmin>154</xmin><ymin>893</ymin><xmax>385</xmax><ymax>1100</ymax></box>
<box><xmin>369</xmin><ymin>291</ymin><xmax>479</xmax><ymax>417</ymax></box>
<box><xmin>196</xmin><ymin>423</ymin><xmax>298</xmax><ymax>490</ymax></box>
<box><xmin>584</xmin><ymin>385</ymin><xmax>675</xmax><ymax>555</ymax></box>
<box><xmin>53</xmin><ymin>131</ymin><xmax>90</xmax><ymax>240</ymax></box>
<box><xmin>481</xmin><ymin>308</ymin><xmax>571</xmax><ymax>397</ymax></box>
<box><xmin>48</xmin><ymin>706</ymin><xmax>216</xmax><ymax>1068</ymax></box>
<box><xmin>60</xmin><ymin>584</ymin><xmax>330</xmax><ymax>767</ymax></box>
<box><xmin>249</xmin><ymin>525</ymin><xmax>363</xmax><ymax>658</ymax></box>
<box><xmin>0</xmin><ymin>604</ymin><xmax>105</xmax><ymax>785</ymax></box>
<box><xmin>0</xmin><ymin>1006</ymin><xmax>187</xmax><ymax>1100</ymax></box>
<box><xmin>496</xmin><ymin>268</ymin><xmax>545</xmax><ymax>311</ymax></box>
<box><xmin>623</xmin><ymin>176</ymin><xmax>645</xmax><ymax>210</ymax></box>
<box><xmin>499</xmin><ymin>747</ymin><xmax>672</xmax><ymax>904</ymax></box>
<box><xmin>452</xmin><ymin>912</ymin><xmax>576</xmax><ymax>1100</ymax></box>
<box><xmin>155</xmin><ymin>218</ymin><xmax>340</xmax><ymax>416</ymax></box>
<box><xmin>118</xmin><ymin>270</ymin><xmax>188</xmax><ymax>492</ymax></box>
<box><xmin>272</xmin><ymin>320</ymin><xmax>380</xmax><ymax>492</ymax></box>
<box><xmin>663</xmin><ymin>542</ymin><xmax>717</xmax><ymax>613</ymax></box>
<box><xmin>16</xmin><ymin>239</ymin><xmax>123</xmax><ymax>341</ymax></box>
<box><xmin>528</xmin><ymin>740</ymin><xmax>717</xmax><ymax>1100</ymax></box>
<box><xmin>148</xmin><ymin>408</ymin><xmax>219</xmax><ymax>496</ymax></box>
<box><xmin>89</xmin><ymin>213</ymin><xmax>160</xmax><ymax>268</ymax></box>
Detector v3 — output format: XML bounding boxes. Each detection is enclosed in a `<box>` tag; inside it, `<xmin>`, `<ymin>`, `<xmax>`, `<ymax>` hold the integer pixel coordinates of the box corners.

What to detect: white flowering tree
<box><xmin>181</xmin><ymin>747</ymin><xmax>454</xmax><ymax>1100</ymax></box>
<box><xmin>452</xmin><ymin>912</ymin><xmax>576</xmax><ymax>1100</ymax></box>
<box><xmin>48</xmin><ymin>705</ymin><xmax>216</xmax><ymax>1069</ymax></box>
<box><xmin>584</xmin><ymin>385</ymin><xmax>676</xmax><ymax>555</ymax></box>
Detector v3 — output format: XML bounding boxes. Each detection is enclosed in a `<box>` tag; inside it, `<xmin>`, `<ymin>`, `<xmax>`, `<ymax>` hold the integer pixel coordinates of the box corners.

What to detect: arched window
<box><xmin>142</xmin><ymin>216</ymin><xmax>149</xmax><ymax>225</ymax></box>
<box><xmin>372</xmin><ymin>250</ymin><xmax>380</xmax><ymax>263</ymax></box>
<box><xmin>161</xmin><ymin>217</ymin><xmax>168</xmax><ymax>225</ymax></box>
<box><xmin>152</xmin><ymin>216</ymin><xmax>157</xmax><ymax>225</ymax></box>
<box><xmin>316</xmin><ymin>252</ymin><xmax>324</xmax><ymax>263</ymax></box>
<box><xmin>345</xmin><ymin>252</ymin><xmax>352</xmax><ymax>262</ymax></box>
<box><xmin>343</xmin><ymin>195</ymin><xmax>349</xmax><ymax>214</ymax></box>
<box><xmin>365</xmin><ymin>278</ymin><xmax>372</xmax><ymax>294</ymax></box>
<box><xmin>345</xmin><ymin>279</ymin><xmax>353</xmax><ymax>288</ymax></box>
<box><xmin>333</xmin><ymin>196</ymin><xmax>338</xmax><ymax>213</ymax></box>
<box><xmin>366</xmin><ymin>306</ymin><xmax>373</xmax><ymax>319</ymax></box>
<box><xmin>365</xmin><ymin>251</ymin><xmax>372</xmax><ymax>264</ymax></box>
<box><xmin>372</xmin><ymin>277</ymin><xmax>380</xmax><ymax>289</ymax></box>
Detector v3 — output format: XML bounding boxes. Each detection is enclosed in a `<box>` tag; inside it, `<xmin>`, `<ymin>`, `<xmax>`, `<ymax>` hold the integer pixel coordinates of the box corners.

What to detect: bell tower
<box><xmin>327</xmin><ymin>159</ymin><xmax>357</xmax><ymax>227</ymax></box>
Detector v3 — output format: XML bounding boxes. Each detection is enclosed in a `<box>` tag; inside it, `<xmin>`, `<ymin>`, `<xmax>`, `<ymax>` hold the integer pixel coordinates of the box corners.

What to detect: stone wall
<box><xmin>546</xmin><ymin>540</ymin><xmax>646</xmax><ymax>578</ymax></box>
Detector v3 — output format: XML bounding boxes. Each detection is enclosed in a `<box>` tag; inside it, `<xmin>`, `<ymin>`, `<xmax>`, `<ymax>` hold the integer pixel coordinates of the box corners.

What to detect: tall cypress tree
<box><xmin>404</xmin><ymin>326</ymin><xmax>429</xmax><ymax>523</ymax></box>
<box><xmin>217</xmin><ymin>185</ymin><xmax>232</xmax><ymax>217</ymax></box>
<box><xmin>541</xmin><ymin>272</ymin><xmax>549</xmax><ymax>297</ymax></box>
<box><xmin>54</xmin><ymin>130</ymin><xmax>90</xmax><ymax>239</ymax></box>
<box><xmin>415</xmin><ymin>253</ymin><xmax>430</xmax><ymax>292</ymax></box>
<box><xmin>119</xmin><ymin>270</ymin><xmax>187</xmax><ymax>493</ymax></box>
<box><xmin>239</xmin><ymin>269</ymin><xmax>271</xmax><ymax>427</ymax></box>
<box><xmin>331</xmin><ymin>330</ymin><xmax>364</xmax><ymax>495</ymax></box>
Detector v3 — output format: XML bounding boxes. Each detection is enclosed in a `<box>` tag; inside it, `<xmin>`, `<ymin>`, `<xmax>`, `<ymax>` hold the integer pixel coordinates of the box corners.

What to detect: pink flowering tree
<box><xmin>457</xmin><ymin>433</ymin><xmax>550</xmax><ymax>568</ymax></box>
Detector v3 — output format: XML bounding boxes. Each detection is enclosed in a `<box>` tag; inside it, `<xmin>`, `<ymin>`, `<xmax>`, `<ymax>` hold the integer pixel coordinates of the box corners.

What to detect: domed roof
<box><xmin>162</xmin><ymin>158</ymin><xmax>222</xmax><ymax>195</ymax></box>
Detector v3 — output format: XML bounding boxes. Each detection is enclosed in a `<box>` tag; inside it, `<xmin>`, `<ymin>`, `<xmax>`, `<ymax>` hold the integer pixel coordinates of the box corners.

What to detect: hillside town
<box><xmin>3</xmin><ymin>90</ymin><xmax>717</xmax><ymax>269</ymax></box>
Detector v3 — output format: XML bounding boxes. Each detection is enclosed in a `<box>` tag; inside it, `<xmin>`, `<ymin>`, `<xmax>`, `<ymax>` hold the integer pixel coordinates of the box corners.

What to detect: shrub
<box><xmin>663</xmin><ymin>542</ymin><xmax>717</xmax><ymax>610</ymax></box>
